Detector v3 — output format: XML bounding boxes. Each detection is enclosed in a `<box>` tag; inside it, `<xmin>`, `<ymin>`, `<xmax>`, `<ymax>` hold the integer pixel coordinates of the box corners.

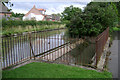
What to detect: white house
<box><xmin>23</xmin><ymin>5</ymin><xmax>46</xmax><ymax>21</ymax></box>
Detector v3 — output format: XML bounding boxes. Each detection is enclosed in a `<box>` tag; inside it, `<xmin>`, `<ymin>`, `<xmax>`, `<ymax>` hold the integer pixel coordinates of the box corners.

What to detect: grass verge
<box><xmin>112</xmin><ymin>26</ymin><xmax>120</xmax><ymax>31</ymax></box>
<box><xmin>2</xmin><ymin>62</ymin><xmax>112</xmax><ymax>78</ymax></box>
<box><xmin>2</xmin><ymin>24</ymin><xmax>65</xmax><ymax>36</ymax></box>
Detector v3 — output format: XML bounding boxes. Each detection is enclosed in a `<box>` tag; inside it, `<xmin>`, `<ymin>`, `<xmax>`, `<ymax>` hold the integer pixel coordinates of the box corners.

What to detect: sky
<box><xmin>6</xmin><ymin>0</ymin><xmax>92</xmax><ymax>15</ymax></box>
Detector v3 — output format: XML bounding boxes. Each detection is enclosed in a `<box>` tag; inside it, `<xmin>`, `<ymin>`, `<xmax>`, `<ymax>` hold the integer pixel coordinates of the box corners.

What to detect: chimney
<box><xmin>33</xmin><ymin>5</ymin><xmax>36</xmax><ymax>8</ymax></box>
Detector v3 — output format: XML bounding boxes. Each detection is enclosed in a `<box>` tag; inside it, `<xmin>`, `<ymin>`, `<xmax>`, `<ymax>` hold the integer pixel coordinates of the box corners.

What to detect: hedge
<box><xmin>2</xmin><ymin>19</ymin><xmax>63</xmax><ymax>28</ymax></box>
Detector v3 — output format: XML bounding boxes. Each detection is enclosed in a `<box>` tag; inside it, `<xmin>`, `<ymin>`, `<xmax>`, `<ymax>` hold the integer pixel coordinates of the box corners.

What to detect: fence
<box><xmin>2</xmin><ymin>28</ymin><xmax>109</xmax><ymax>69</ymax></box>
<box><xmin>96</xmin><ymin>27</ymin><xmax>109</xmax><ymax>65</ymax></box>
<box><xmin>2</xmin><ymin>34</ymin><xmax>30</xmax><ymax>69</ymax></box>
<box><xmin>1</xmin><ymin>30</ymin><xmax>96</xmax><ymax>69</ymax></box>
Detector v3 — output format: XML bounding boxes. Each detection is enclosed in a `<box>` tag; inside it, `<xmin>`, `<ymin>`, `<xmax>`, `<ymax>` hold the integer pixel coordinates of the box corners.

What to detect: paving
<box><xmin>108</xmin><ymin>31</ymin><xmax>120</xmax><ymax>79</ymax></box>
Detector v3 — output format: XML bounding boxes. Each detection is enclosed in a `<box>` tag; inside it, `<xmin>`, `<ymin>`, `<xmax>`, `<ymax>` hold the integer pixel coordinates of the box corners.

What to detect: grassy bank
<box><xmin>112</xmin><ymin>26</ymin><xmax>120</xmax><ymax>31</ymax></box>
<box><xmin>2</xmin><ymin>62</ymin><xmax>112</xmax><ymax>78</ymax></box>
<box><xmin>2</xmin><ymin>24</ymin><xmax>65</xmax><ymax>36</ymax></box>
<box><xmin>1</xmin><ymin>20</ymin><xmax>65</xmax><ymax>36</ymax></box>
<box><xmin>2</xmin><ymin>20</ymin><xmax>63</xmax><ymax>28</ymax></box>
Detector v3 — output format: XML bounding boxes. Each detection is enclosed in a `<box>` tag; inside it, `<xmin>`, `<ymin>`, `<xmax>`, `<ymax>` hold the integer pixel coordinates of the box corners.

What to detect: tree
<box><xmin>61</xmin><ymin>5</ymin><xmax>82</xmax><ymax>21</ymax></box>
<box><xmin>11</xmin><ymin>12</ymin><xmax>24</xmax><ymax>19</ymax></box>
<box><xmin>84</xmin><ymin>2</ymin><xmax>118</xmax><ymax>29</ymax></box>
<box><xmin>113</xmin><ymin>2</ymin><xmax>120</xmax><ymax>22</ymax></box>
<box><xmin>65</xmin><ymin>2</ymin><xmax>118</xmax><ymax>36</ymax></box>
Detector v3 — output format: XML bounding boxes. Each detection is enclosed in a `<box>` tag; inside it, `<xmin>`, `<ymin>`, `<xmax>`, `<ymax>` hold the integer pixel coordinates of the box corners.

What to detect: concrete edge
<box><xmin>7</xmin><ymin>59</ymin><xmax>102</xmax><ymax>72</ymax></box>
<box><xmin>97</xmin><ymin>37</ymin><xmax>110</xmax><ymax>70</ymax></box>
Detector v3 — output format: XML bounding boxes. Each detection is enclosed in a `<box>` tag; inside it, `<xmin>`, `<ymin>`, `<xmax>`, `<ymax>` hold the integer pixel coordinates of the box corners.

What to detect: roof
<box><xmin>25</xmin><ymin>5</ymin><xmax>45</xmax><ymax>17</ymax></box>
<box><xmin>0</xmin><ymin>3</ymin><xmax>11</xmax><ymax>13</ymax></box>
<box><xmin>37</xmin><ymin>8</ymin><xmax>46</xmax><ymax>11</ymax></box>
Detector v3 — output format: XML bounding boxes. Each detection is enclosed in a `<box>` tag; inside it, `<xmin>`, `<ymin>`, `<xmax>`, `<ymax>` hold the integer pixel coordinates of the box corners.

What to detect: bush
<box><xmin>64</xmin><ymin>2</ymin><xmax>118</xmax><ymax>37</ymax></box>
<box><xmin>2</xmin><ymin>20</ymin><xmax>63</xmax><ymax>28</ymax></box>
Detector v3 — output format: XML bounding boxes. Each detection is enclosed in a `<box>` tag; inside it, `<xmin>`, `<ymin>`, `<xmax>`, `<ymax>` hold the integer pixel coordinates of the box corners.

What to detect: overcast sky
<box><xmin>6</xmin><ymin>0</ymin><xmax>91</xmax><ymax>15</ymax></box>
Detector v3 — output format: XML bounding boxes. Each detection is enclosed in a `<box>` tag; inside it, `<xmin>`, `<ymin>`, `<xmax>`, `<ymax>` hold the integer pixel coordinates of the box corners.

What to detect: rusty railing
<box><xmin>96</xmin><ymin>27</ymin><xmax>109</xmax><ymax>66</ymax></box>
<box><xmin>2</xmin><ymin>30</ymin><xmax>97</xmax><ymax>69</ymax></box>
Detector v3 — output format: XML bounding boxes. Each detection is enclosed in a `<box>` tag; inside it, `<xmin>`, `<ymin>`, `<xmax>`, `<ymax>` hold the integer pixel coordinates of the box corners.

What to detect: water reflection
<box><xmin>55</xmin><ymin>37</ymin><xmax>96</xmax><ymax>66</ymax></box>
<box><xmin>2</xmin><ymin>29</ymin><xmax>96</xmax><ymax>68</ymax></box>
<box><xmin>2</xmin><ymin>29</ymin><xmax>67</xmax><ymax>68</ymax></box>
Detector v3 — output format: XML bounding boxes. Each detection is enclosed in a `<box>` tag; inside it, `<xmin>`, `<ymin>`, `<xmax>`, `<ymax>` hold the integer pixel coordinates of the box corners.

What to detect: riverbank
<box><xmin>2</xmin><ymin>24</ymin><xmax>65</xmax><ymax>37</ymax></box>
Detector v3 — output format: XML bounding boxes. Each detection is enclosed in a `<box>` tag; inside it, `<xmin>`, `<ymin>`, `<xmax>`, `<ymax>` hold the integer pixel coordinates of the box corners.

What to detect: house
<box><xmin>51</xmin><ymin>14</ymin><xmax>61</xmax><ymax>21</ymax></box>
<box><xmin>45</xmin><ymin>15</ymin><xmax>52</xmax><ymax>21</ymax></box>
<box><xmin>23</xmin><ymin>5</ymin><xmax>61</xmax><ymax>21</ymax></box>
<box><xmin>0</xmin><ymin>3</ymin><xmax>12</xmax><ymax>19</ymax></box>
<box><xmin>45</xmin><ymin>14</ymin><xmax>61</xmax><ymax>22</ymax></box>
<box><xmin>23</xmin><ymin>5</ymin><xmax>46</xmax><ymax>21</ymax></box>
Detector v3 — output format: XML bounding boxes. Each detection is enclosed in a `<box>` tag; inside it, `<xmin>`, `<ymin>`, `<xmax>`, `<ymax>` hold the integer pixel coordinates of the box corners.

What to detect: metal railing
<box><xmin>2</xmin><ymin>30</ymin><xmax>96</xmax><ymax>69</ymax></box>
<box><xmin>2</xmin><ymin>27</ymin><xmax>109</xmax><ymax>69</ymax></box>
<box><xmin>2</xmin><ymin>34</ymin><xmax>30</xmax><ymax>69</ymax></box>
<box><xmin>95</xmin><ymin>27</ymin><xmax>109</xmax><ymax>66</ymax></box>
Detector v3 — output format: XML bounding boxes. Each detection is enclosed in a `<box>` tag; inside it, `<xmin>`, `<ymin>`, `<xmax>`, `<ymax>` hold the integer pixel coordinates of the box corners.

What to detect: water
<box><xmin>2</xmin><ymin>29</ymin><xmax>96</xmax><ymax>68</ymax></box>
<box><xmin>55</xmin><ymin>37</ymin><xmax>96</xmax><ymax>66</ymax></box>
<box><xmin>2</xmin><ymin>29</ymin><xmax>67</xmax><ymax>68</ymax></box>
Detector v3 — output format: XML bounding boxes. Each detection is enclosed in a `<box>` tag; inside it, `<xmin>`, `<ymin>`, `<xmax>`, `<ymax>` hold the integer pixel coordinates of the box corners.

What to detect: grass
<box><xmin>2</xmin><ymin>24</ymin><xmax>65</xmax><ymax>36</ymax></box>
<box><xmin>112</xmin><ymin>26</ymin><xmax>120</xmax><ymax>31</ymax></box>
<box><xmin>2</xmin><ymin>62</ymin><xmax>112</xmax><ymax>78</ymax></box>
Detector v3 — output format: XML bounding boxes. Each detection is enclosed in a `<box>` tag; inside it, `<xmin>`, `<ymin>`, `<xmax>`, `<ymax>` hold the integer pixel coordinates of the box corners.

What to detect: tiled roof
<box><xmin>37</xmin><ymin>8</ymin><xmax>46</xmax><ymax>11</ymax></box>
<box><xmin>25</xmin><ymin>5</ymin><xmax>45</xmax><ymax>16</ymax></box>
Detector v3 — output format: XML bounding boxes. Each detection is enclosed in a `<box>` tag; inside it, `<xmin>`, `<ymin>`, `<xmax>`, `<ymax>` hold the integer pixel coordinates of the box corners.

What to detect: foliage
<box><xmin>61</xmin><ymin>5</ymin><xmax>82</xmax><ymax>22</ymax></box>
<box><xmin>113</xmin><ymin>26</ymin><xmax>120</xmax><ymax>31</ymax></box>
<box><xmin>2</xmin><ymin>19</ymin><xmax>63</xmax><ymax>28</ymax></box>
<box><xmin>2</xmin><ymin>19</ymin><xmax>64</xmax><ymax>36</ymax></box>
<box><xmin>113</xmin><ymin>2</ymin><xmax>120</xmax><ymax>22</ymax></box>
<box><xmin>3</xmin><ymin>62</ymin><xmax>112</xmax><ymax>78</ymax></box>
<box><xmin>11</xmin><ymin>12</ymin><xmax>25</xmax><ymax>19</ymax></box>
<box><xmin>2</xmin><ymin>24</ymin><xmax>65</xmax><ymax>36</ymax></box>
<box><xmin>64</xmin><ymin>3</ymin><xmax>118</xmax><ymax>36</ymax></box>
<box><xmin>52</xmin><ymin>13</ymin><xmax>61</xmax><ymax>17</ymax></box>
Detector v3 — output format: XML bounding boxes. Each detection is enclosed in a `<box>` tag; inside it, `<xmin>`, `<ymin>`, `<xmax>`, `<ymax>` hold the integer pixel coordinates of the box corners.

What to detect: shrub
<box><xmin>64</xmin><ymin>2</ymin><xmax>118</xmax><ymax>36</ymax></box>
<box><xmin>2</xmin><ymin>20</ymin><xmax>63</xmax><ymax>28</ymax></box>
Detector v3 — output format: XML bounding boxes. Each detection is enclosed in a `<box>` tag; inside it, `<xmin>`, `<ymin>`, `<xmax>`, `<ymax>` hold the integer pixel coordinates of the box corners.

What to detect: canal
<box><xmin>2</xmin><ymin>29</ymin><xmax>95</xmax><ymax>69</ymax></box>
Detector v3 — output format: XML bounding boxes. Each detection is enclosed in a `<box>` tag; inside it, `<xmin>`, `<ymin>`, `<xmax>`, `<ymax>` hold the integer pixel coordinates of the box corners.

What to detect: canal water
<box><xmin>2</xmin><ymin>29</ymin><xmax>96</xmax><ymax>68</ymax></box>
<box><xmin>108</xmin><ymin>31</ymin><xmax>120</xmax><ymax>78</ymax></box>
<box><xmin>55</xmin><ymin>37</ymin><xmax>96</xmax><ymax>66</ymax></box>
<box><xmin>2</xmin><ymin>29</ymin><xmax>67</xmax><ymax>68</ymax></box>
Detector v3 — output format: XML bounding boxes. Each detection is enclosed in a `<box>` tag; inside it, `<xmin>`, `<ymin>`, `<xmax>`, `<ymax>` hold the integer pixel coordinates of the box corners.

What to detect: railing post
<box><xmin>95</xmin><ymin>40</ymin><xmax>98</xmax><ymax>67</ymax></box>
<box><xmin>29</xmin><ymin>33</ymin><xmax>35</xmax><ymax>60</ymax></box>
<box><xmin>29</xmin><ymin>34</ymin><xmax>32</xmax><ymax>59</ymax></box>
